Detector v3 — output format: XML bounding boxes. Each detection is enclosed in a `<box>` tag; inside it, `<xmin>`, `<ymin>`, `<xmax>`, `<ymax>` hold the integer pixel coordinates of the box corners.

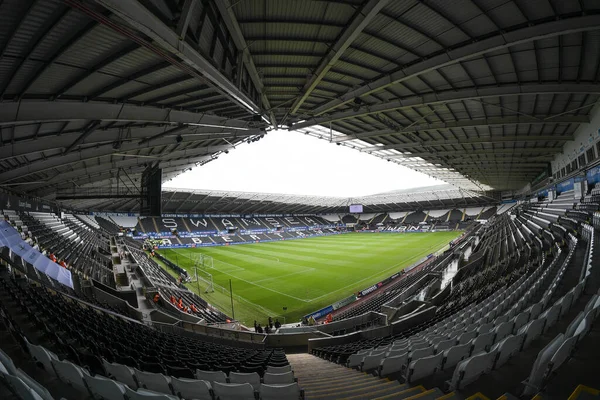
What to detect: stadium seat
<box><xmin>229</xmin><ymin>372</ymin><xmax>261</xmax><ymax>390</ymax></box>
<box><xmin>133</xmin><ymin>369</ymin><xmax>171</xmax><ymax>394</ymax></box>
<box><xmin>442</xmin><ymin>342</ymin><xmax>472</xmax><ymax>371</ymax></box>
<box><xmin>574</xmin><ymin>311</ymin><xmax>595</xmax><ymax>341</ymax></box>
<box><xmin>560</xmin><ymin>291</ymin><xmax>575</xmax><ymax>319</ymax></box>
<box><xmin>549</xmin><ymin>336</ymin><xmax>577</xmax><ymax>375</ymax></box>
<box><xmin>123</xmin><ymin>386</ymin><xmax>178</xmax><ymax>400</ymax></box>
<box><xmin>493</xmin><ymin>321</ymin><xmax>515</xmax><ymax>343</ymax></box>
<box><xmin>540</xmin><ymin>305</ymin><xmax>560</xmax><ymax>333</ymax></box>
<box><xmin>346</xmin><ymin>352</ymin><xmax>367</xmax><ymax>368</ymax></box>
<box><xmin>519</xmin><ymin>318</ymin><xmax>546</xmax><ymax>350</ymax></box>
<box><xmin>196</xmin><ymin>369</ymin><xmax>228</xmax><ymax>383</ymax></box>
<box><xmin>565</xmin><ymin>312</ymin><xmax>586</xmax><ymax>339</ymax></box>
<box><xmin>26</xmin><ymin>340</ymin><xmax>58</xmax><ymax>375</ymax></box>
<box><xmin>406</xmin><ymin>352</ymin><xmax>443</xmax><ymax>383</ymax></box>
<box><xmin>513</xmin><ymin>312</ymin><xmax>530</xmax><ymax>333</ymax></box>
<box><xmin>378</xmin><ymin>352</ymin><xmax>408</xmax><ymax>377</ymax></box>
<box><xmin>527</xmin><ymin>302</ymin><xmax>544</xmax><ymax>319</ymax></box>
<box><xmin>408</xmin><ymin>346</ymin><xmax>434</xmax><ymax>365</ymax></box>
<box><xmin>170</xmin><ymin>377</ymin><xmax>212</xmax><ymax>400</ymax></box>
<box><xmin>471</xmin><ymin>331</ymin><xmax>495</xmax><ymax>354</ymax></box>
<box><xmin>478</xmin><ymin>322</ymin><xmax>494</xmax><ymax>334</ymax></box>
<box><xmin>434</xmin><ymin>339</ymin><xmax>456</xmax><ymax>354</ymax></box>
<box><xmin>103</xmin><ymin>360</ymin><xmax>137</xmax><ymax>389</ymax></box>
<box><xmin>85</xmin><ymin>373</ymin><xmax>127</xmax><ymax>400</ymax></box>
<box><xmin>386</xmin><ymin>348</ymin><xmax>407</xmax><ymax>358</ymax></box>
<box><xmin>410</xmin><ymin>342</ymin><xmax>429</xmax><ymax>350</ymax></box>
<box><xmin>5</xmin><ymin>375</ymin><xmax>44</xmax><ymax>400</ymax></box>
<box><xmin>263</xmin><ymin>371</ymin><xmax>295</xmax><ymax>384</ymax></box>
<box><xmin>361</xmin><ymin>352</ymin><xmax>387</xmax><ymax>372</ymax></box>
<box><xmin>457</xmin><ymin>330</ymin><xmax>477</xmax><ymax>345</ymax></box>
<box><xmin>266</xmin><ymin>365</ymin><xmax>291</xmax><ymax>374</ymax></box>
<box><xmin>449</xmin><ymin>350</ymin><xmax>497</xmax><ymax>391</ymax></box>
<box><xmin>583</xmin><ymin>294</ymin><xmax>600</xmax><ymax>319</ymax></box>
<box><xmin>52</xmin><ymin>359</ymin><xmax>90</xmax><ymax>393</ymax></box>
<box><xmin>522</xmin><ymin>334</ymin><xmax>565</xmax><ymax>396</ymax></box>
<box><xmin>259</xmin><ymin>382</ymin><xmax>301</xmax><ymax>400</ymax></box>
<box><xmin>0</xmin><ymin>348</ymin><xmax>18</xmax><ymax>376</ymax></box>
<box><xmin>13</xmin><ymin>369</ymin><xmax>53</xmax><ymax>400</ymax></box>
<box><xmin>491</xmin><ymin>333</ymin><xmax>524</xmax><ymax>371</ymax></box>
<box><xmin>213</xmin><ymin>382</ymin><xmax>255</xmax><ymax>400</ymax></box>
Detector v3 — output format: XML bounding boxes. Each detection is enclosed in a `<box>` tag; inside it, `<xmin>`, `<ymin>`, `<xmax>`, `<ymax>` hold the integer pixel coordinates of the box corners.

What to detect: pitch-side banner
<box><xmin>304</xmin><ymin>305</ymin><xmax>334</xmax><ymax>321</ymax></box>
<box><xmin>0</xmin><ymin>221</ymin><xmax>73</xmax><ymax>288</ymax></box>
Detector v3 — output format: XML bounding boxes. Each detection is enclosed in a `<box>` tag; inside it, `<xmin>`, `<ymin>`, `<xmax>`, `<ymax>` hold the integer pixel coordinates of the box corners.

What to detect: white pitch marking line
<box><xmin>174</xmin><ymin>250</ymin><xmax>309</xmax><ymax>302</ymax></box>
<box><xmin>179</xmin><ymin>251</ymin><xmax>245</xmax><ymax>272</ymax></box>
<box><xmin>306</xmin><ymin>252</ymin><xmax>427</xmax><ymax>302</ymax></box>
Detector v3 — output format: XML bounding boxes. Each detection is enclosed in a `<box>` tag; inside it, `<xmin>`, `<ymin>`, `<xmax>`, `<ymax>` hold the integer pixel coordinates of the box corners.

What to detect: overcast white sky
<box><xmin>164</xmin><ymin>129</ymin><xmax>441</xmax><ymax>197</ymax></box>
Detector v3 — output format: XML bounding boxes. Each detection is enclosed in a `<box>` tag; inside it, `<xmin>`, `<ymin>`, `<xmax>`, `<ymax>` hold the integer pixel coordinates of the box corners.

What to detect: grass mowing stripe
<box><xmin>160</xmin><ymin>232</ymin><xmax>460</xmax><ymax>324</ymax></box>
<box><xmin>172</xmin><ymin>249</ymin><xmax>309</xmax><ymax>302</ymax></box>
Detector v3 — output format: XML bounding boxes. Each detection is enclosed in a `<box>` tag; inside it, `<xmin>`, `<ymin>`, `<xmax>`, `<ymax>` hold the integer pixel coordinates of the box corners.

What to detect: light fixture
<box><xmin>184</xmin><ymin>123</ymin><xmax>249</xmax><ymax>131</ymax></box>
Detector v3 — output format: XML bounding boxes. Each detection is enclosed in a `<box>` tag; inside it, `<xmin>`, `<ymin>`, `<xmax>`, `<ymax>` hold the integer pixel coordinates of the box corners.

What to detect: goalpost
<box><xmin>189</xmin><ymin>253</ymin><xmax>215</xmax><ymax>293</ymax></box>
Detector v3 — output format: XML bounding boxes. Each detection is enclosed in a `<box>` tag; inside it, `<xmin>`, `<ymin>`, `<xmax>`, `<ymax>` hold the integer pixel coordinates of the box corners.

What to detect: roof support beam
<box><xmin>214</xmin><ymin>0</ymin><xmax>277</xmax><ymax>125</ymax></box>
<box><xmin>176</xmin><ymin>0</ymin><xmax>198</xmax><ymax>38</ymax></box>
<box><xmin>293</xmin><ymin>83</ymin><xmax>600</xmax><ymax>129</ymax></box>
<box><xmin>0</xmin><ymin>125</ymin><xmax>257</xmax><ymax>161</ymax></box>
<box><xmin>332</xmin><ymin>116</ymin><xmax>588</xmax><ymax>143</ymax></box>
<box><xmin>138</xmin><ymin>124</ymin><xmax>188</xmax><ymax>145</ymax></box>
<box><xmin>367</xmin><ymin>135</ymin><xmax>572</xmax><ymax>151</ymax></box>
<box><xmin>55</xmin><ymin>44</ymin><xmax>140</xmax><ymax>98</ymax></box>
<box><xmin>90</xmin><ymin>0</ymin><xmax>262</xmax><ymax>116</ymax></box>
<box><xmin>0</xmin><ymin>101</ymin><xmax>252</xmax><ymax>129</ymax></box>
<box><xmin>88</xmin><ymin>62</ymin><xmax>171</xmax><ymax>100</ymax></box>
<box><xmin>408</xmin><ymin>148</ymin><xmax>563</xmax><ymax>157</ymax></box>
<box><xmin>39</xmin><ymin>157</ymin><xmax>214</xmax><ymax>196</ymax></box>
<box><xmin>63</xmin><ymin>120</ymin><xmax>101</xmax><ymax>154</ymax></box>
<box><xmin>0</xmin><ymin>132</ymin><xmax>234</xmax><ymax>182</ymax></box>
<box><xmin>311</xmin><ymin>14</ymin><xmax>600</xmax><ymax>115</ymax></box>
<box><xmin>289</xmin><ymin>0</ymin><xmax>391</xmax><ymax>114</ymax></box>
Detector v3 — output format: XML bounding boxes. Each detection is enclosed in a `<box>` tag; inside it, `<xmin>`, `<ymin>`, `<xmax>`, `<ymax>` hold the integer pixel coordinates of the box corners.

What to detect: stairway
<box><xmin>287</xmin><ymin>353</ymin><xmax>438</xmax><ymax>399</ymax></box>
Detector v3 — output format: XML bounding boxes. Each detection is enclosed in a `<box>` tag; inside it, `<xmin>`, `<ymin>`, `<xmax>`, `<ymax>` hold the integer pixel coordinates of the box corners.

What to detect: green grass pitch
<box><xmin>158</xmin><ymin>232</ymin><xmax>461</xmax><ymax>326</ymax></box>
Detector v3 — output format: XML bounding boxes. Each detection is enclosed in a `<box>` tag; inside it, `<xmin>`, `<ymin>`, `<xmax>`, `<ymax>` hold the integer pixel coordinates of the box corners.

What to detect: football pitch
<box><xmin>158</xmin><ymin>232</ymin><xmax>460</xmax><ymax>325</ymax></box>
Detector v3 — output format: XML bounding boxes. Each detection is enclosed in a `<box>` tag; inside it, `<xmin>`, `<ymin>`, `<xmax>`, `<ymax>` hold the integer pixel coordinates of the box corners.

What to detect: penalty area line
<box><xmin>175</xmin><ymin>251</ymin><xmax>308</xmax><ymax>302</ymax></box>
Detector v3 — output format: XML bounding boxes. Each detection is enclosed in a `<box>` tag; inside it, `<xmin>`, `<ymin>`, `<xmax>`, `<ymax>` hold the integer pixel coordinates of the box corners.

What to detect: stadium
<box><xmin>1</xmin><ymin>0</ymin><xmax>600</xmax><ymax>399</ymax></box>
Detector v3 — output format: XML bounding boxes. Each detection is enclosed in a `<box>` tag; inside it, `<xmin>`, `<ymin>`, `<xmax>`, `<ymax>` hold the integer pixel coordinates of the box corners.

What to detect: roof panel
<box><xmin>99</xmin><ymin>47</ymin><xmax>163</xmax><ymax>77</ymax></box>
<box><xmin>479</xmin><ymin>0</ymin><xmax>528</xmax><ymax>28</ymax></box>
<box><xmin>57</xmin><ymin>23</ymin><xmax>130</xmax><ymax>69</ymax></box>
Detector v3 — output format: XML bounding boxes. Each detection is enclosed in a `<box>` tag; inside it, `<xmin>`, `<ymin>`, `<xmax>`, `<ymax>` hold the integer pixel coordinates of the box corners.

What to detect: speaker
<box><xmin>140</xmin><ymin>166</ymin><xmax>162</xmax><ymax>216</ymax></box>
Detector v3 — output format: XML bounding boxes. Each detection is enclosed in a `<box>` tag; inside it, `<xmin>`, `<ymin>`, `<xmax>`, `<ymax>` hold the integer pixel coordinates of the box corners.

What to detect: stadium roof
<box><xmin>1</xmin><ymin>0</ymin><xmax>599</xmax><ymax>207</ymax></box>
<box><xmin>61</xmin><ymin>184</ymin><xmax>497</xmax><ymax>214</ymax></box>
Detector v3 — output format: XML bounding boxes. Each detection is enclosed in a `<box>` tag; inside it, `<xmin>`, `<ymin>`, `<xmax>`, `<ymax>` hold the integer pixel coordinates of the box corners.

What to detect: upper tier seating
<box><xmin>110</xmin><ymin>216</ymin><xmax>139</xmax><ymax>228</ymax></box>
<box><xmin>18</xmin><ymin>212</ymin><xmax>115</xmax><ymax>288</ymax></box>
<box><xmin>95</xmin><ymin>216</ymin><xmax>121</xmax><ymax>234</ymax></box>
<box><xmin>75</xmin><ymin>214</ymin><xmax>100</xmax><ymax>230</ymax></box>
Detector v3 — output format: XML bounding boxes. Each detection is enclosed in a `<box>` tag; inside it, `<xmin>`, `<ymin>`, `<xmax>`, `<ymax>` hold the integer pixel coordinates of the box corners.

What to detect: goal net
<box><xmin>189</xmin><ymin>254</ymin><xmax>214</xmax><ymax>293</ymax></box>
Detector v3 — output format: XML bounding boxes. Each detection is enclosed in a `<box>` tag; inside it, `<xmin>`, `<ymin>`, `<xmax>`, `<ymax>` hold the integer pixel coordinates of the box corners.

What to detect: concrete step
<box><xmin>342</xmin><ymin>384</ymin><xmax>426</xmax><ymax>400</ymax></box>
<box><xmin>301</xmin><ymin>372</ymin><xmax>375</xmax><ymax>388</ymax></box>
<box><xmin>308</xmin><ymin>378</ymin><xmax>401</xmax><ymax>396</ymax></box>
<box><xmin>288</xmin><ymin>353</ymin><xmax>426</xmax><ymax>400</ymax></box>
